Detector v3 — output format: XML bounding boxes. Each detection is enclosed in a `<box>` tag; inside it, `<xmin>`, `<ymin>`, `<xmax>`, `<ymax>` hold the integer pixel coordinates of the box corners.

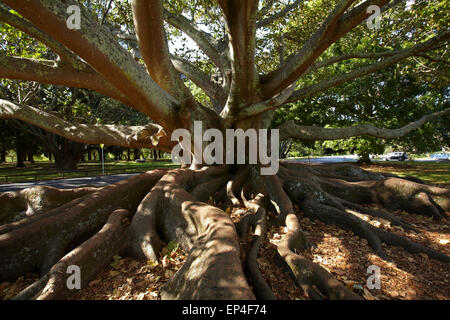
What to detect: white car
<box><xmin>382</xmin><ymin>152</ymin><xmax>408</xmax><ymax>161</ymax></box>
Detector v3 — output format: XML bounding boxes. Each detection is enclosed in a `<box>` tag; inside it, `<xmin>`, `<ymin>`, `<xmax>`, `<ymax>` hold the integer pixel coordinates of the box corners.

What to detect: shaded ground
<box><xmin>1</xmin><ymin>163</ymin><xmax>448</xmax><ymax>300</ymax></box>
<box><xmin>2</xmin><ymin>204</ymin><xmax>447</xmax><ymax>301</ymax></box>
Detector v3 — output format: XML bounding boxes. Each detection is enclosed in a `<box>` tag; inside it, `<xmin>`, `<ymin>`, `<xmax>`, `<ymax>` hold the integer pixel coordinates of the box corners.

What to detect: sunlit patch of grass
<box><xmin>362</xmin><ymin>161</ymin><xmax>450</xmax><ymax>185</ymax></box>
<box><xmin>0</xmin><ymin>160</ymin><xmax>179</xmax><ymax>184</ymax></box>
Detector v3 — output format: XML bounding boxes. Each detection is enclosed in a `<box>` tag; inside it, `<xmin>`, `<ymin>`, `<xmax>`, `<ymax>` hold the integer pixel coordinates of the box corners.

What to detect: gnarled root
<box><xmin>13</xmin><ymin>209</ymin><xmax>131</xmax><ymax>300</ymax></box>
<box><xmin>0</xmin><ymin>170</ymin><xmax>165</xmax><ymax>282</ymax></box>
<box><xmin>281</xmin><ymin>173</ymin><xmax>450</xmax><ymax>263</ymax></box>
<box><xmin>2</xmin><ymin>162</ymin><xmax>449</xmax><ymax>300</ymax></box>
<box><xmin>251</xmin><ymin>172</ymin><xmax>359</xmax><ymax>299</ymax></box>
<box><xmin>0</xmin><ymin>186</ymin><xmax>99</xmax><ymax>224</ymax></box>
<box><xmin>278</xmin><ymin>213</ymin><xmax>361</xmax><ymax>299</ymax></box>
<box><xmin>239</xmin><ymin>193</ymin><xmax>277</xmax><ymax>300</ymax></box>
<box><xmin>129</xmin><ymin>167</ymin><xmax>255</xmax><ymax>299</ymax></box>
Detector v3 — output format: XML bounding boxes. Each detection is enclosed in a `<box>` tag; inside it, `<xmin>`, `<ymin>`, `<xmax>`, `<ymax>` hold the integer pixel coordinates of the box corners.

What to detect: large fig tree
<box><xmin>0</xmin><ymin>0</ymin><xmax>449</xmax><ymax>300</ymax></box>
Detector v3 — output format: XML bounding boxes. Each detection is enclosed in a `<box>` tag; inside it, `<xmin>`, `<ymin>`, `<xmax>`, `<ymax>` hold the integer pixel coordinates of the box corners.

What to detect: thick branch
<box><xmin>287</xmin><ymin>31</ymin><xmax>450</xmax><ymax>103</ymax></box>
<box><xmin>277</xmin><ymin>108</ymin><xmax>450</xmax><ymax>141</ymax></box>
<box><xmin>171</xmin><ymin>55</ymin><xmax>228</xmax><ymax>106</ymax></box>
<box><xmin>3</xmin><ymin>0</ymin><xmax>182</xmax><ymax>130</ymax></box>
<box><xmin>256</xmin><ymin>0</ymin><xmax>304</xmax><ymax>28</ymax></box>
<box><xmin>218</xmin><ymin>0</ymin><xmax>260</xmax><ymax>117</ymax></box>
<box><xmin>131</xmin><ymin>0</ymin><xmax>195</xmax><ymax>112</ymax></box>
<box><xmin>236</xmin><ymin>83</ymin><xmax>295</xmax><ymax>119</ymax></box>
<box><xmin>0</xmin><ymin>55</ymin><xmax>131</xmax><ymax>106</ymax></box>
<box><xmin>261</xmin><ymin>0</ymin><xmax>391</xmax><ymax>97</ymax></box>
<box><xmin>0</xmin><ymin>99</ymin><xmax>175</xmax><ymax>151</ymax></box>
<box><xmin>163</xmin><ymin>9</ymin><xmax>229</xmax><ymax>74</ymax></box>
<box><xmin>0</xmin><ymin>6</ymin><xmax>82</xmax><ymax>69</ymax></box>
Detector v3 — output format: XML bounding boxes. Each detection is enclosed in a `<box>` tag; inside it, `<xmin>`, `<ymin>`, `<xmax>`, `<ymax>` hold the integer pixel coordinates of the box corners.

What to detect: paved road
<box><xmin>0</xmin><ymin>173</ymin><xmax>139</xmax><ymax>192</ymax></box>
<box><xmin>1</xmin><ymin>157</ymin><xmax>445</xmax><ymax>192</ymax></box>
<box><xmin>285</xmin><ymin>156</ymin><xmax>444</xmax><ymax>164</ymax></box>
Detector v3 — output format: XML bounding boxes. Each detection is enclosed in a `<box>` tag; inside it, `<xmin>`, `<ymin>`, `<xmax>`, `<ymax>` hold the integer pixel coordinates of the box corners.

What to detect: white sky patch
<box><xmin>406</xmin><ymin>0</ymin><xmax>415</xmax><ymax>11</ymax></box>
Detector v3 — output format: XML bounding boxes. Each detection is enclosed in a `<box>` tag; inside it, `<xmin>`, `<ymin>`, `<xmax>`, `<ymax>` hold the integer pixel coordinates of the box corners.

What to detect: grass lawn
<box><xmin>1</xmin><ymin>159</ymin><xmax>448</xmax><ymax>186</ymax></box>
<box><xmin>0</xmin><ymin>160</ymin><xmax>180</xmax><ymax>184</ymax></box>
<box><xmin>360</xmin><ymin>161</ymin><xmax>450</xmax><ymax>186</ymax></box>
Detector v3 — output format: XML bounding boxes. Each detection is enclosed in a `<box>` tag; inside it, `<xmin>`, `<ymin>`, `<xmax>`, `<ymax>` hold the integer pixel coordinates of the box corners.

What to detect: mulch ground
<box><xmin>1</xmin><ymin>163</ymin><xmax>449</xmax><ymax>300</ymax></box>
<box><xmin>2</xmin><ymin>204</ymin><xmax>448</xmax><ymax>300</ymax></box>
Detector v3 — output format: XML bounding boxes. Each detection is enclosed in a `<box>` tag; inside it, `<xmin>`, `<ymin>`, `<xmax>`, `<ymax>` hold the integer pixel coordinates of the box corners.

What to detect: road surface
<box><xmin>0</xmin><ymin>173</ymin><xmax>140</xmax><ymax>192</ymax></box>
<box><xmin>0</xmin><ymin>157</ymin><xmax>444</xmax><ymax>192</ymax></box>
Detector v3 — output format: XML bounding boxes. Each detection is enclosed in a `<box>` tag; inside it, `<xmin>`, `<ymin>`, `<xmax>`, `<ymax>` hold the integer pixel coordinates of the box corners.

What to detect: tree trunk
<box><xmin>27</xmin><ymin>151</ymin><xmax>34</xmax><ymax>164</ymax></box>
<box><xmin>15</xmin><ymin>135</ymin><xmax>26</xmax><ymax>168</ymax></box>
<box><xmin>0</xmin><ymin>149</ymin><xmax>6</xmax><ymax>163</ymax></box>
<box><xmin>357</xmin><ymin>152</ymin><xmax>372</xmax><ymax>164</ymax></box>
<box><xmin>133</xmin><ymin>148</ymin><xmax>141</xmax><ymax>160</ymax></box>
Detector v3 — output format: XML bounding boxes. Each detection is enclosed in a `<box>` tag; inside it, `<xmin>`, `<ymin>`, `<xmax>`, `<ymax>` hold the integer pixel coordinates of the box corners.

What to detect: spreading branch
<box><xmin>170</xmin><ymin>55</ymin><xmax>228</xmax><ymax>107</ymax></box>
<box><xmin>277</xmin><ymin>108</ymin><xmax>450</xmax><ymax>141</ymax></box>
<box><xmin>218</xmin><ymin>0</ymin><xmax>260</xmax><ymax>118</ymax></box>
<box><xmin>163</xmin><ymin>9</ymin><xmax>229</xmax><ymax>74</ymax></box>
<box><xmin>287</xmin><ymin>30</ymin><xmax>450</xmax><ymax>103</ymax></box>
<box><xmin>0</xmin><ymin>54</ymin><xmax>132</xmax><ymax>106</ymax></box>
<box><xmin>0</xmin><ymin>99</ymin><xmax>174</xmax><ymax>151</ymax></box>
<box><xmin>0</xmin><ymin>6</ymin><xmax>83</xmax><ymax>70</ymax></box>
<box><xmin>261</xmin><ymin>0</ymin><xmax>391</xmax><ymax>97</ymax></box>
<box><xmin>131</xmin><ymin>0</ymin><xmax>196</xmax><ymax>112</ymax></box>
<box><xmin>3</xmin><ymin>0</ymin><xmax>182</xmax><ymax>130</ymax></box>
<box><xmin>256</xmin><ymin>0</ymin><xmax>304</xmax><ymax>29</ymax></box>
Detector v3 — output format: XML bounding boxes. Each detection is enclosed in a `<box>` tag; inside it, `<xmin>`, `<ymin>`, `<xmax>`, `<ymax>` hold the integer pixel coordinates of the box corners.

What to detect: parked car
<box><xmin>382</xmin><ymin>152</ymin><xmax>408</xmax><ymax>161</ymax></box>
<box><xmin>135</xmin><ymin>158</ymin><xmax>146</xmax><ymax>163</ymax></box>
<box><xmin>430</xmin><ymin>153</ymin><xmax>450</xmax><ymax>160</ymax></box>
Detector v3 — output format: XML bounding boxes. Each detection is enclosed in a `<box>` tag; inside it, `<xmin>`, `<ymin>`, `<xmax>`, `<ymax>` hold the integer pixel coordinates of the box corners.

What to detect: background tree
<box><xmin>0</xmin><ymin>0</ymin><xmax>449</xmax><ymax>300</ymax></box>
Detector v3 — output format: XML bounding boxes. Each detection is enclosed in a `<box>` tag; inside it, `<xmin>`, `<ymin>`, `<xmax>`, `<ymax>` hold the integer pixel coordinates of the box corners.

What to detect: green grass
<box><xmin>1</xmin><ymin>159</ymin><xmax>448</xmax><ymax>186</ymax></box>
<box><xmin>361</xmin><ymin>161</ymin><xmax>450</xmax><ymax>185</ymax></box>
<box><xmin>0</xmin><ymin>160</ymin><xmax>179</xmax><ymax>184</ymax></box>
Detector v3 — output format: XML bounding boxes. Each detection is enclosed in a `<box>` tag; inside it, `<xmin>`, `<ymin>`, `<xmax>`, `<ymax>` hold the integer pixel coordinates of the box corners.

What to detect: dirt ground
<box><xmin>1</xmin><ymin>163</ymin><xmax>449</xmax><ymax>300</ymax></box>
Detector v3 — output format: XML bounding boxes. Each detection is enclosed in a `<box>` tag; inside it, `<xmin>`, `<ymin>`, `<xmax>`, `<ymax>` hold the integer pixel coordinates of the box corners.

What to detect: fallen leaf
<box><xmin>109</xmin><ymin>270</ymin><xmax>120</xmax><ymax>277</ymax></box>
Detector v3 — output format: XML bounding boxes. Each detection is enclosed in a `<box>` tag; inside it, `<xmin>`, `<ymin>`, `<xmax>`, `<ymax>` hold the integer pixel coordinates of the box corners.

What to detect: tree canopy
<box><xmin>0</xmin><ymin>0</ymin><xmax>448</xmax><ymax>154</ymax></box>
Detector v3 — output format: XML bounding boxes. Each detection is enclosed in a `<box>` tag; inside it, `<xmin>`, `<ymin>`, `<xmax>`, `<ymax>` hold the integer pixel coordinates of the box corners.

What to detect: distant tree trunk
<box><xmin>127</xmin><ymin>148</ymin><xmax>131</xmax><ymax>161</ymax></box>
<box><xmin>87</xmin><ymin>150</ymin><xmax>92</xmax><ymax>161</ymax></box>
<box><xmin>15</xmin><ymin>135</ymin><xmax>26</xmax><ymax>168</ymax></box>
<box><xmin>133</xmin><ymin>148</ymin><xmax>141</xmax><ymax>160</ymax></box>
<box><xmin>0</xmin><ymin>149</ymin><xmax>6</xmax><ymax>163</ymax></box>
<box><xmin>357</xmin><ymin>152</ymin><xmax>372</xmax><ymax>164</ymax></box>
<box><xmin>27</xmin><ymin>151</ymin><xmax>34</xmax><ymax>164</ymax></box>
<box><xmin>153</xmin><ymin>149</ymin><xmax>158</xmax><ymax>161</ymax></box>
<box><xmin>53</xmin><ymin>142</ymin><xmax>84</xmax><ymax>170</ymax></box>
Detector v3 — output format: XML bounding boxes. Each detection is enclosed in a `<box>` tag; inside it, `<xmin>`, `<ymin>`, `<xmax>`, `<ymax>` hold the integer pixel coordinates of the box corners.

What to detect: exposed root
<box><xmin>216</xmin><ymin>167</ymin><xmax>250</xmax><ymax>206</ymax></box>
<box><xmin>238</xmin><ymin>194</ymin><xmax>277</xmax><ymax>300</ymax></box>
<box><xmin>336</xmin><ymin>198</ymin><xmax>417</xmax><ymax>232</ymax></box>
<box><xmin>1</xmin><ymin>163</ymin><xmax>448</xmax><ymax>300</ymax></box>
<box><xmin>13</xmin><ymin>209</ymin><xmax>131</xmax><ymax>300</ymax></box>
<box><xmin>318</xmin><ymin>177</ymin><xmax>449</xmax><ymax>219</ymax></box>
<box><xmin>0</xmin><ymin>170</ymin><xmax>165</xmax><ymax>282</ymax></box>
<box><xmin>129</xmin><ymin>167</ymin><xmax>255</xmax><ymax>299</ymax></box>
<box><xmin>191</xmin><ymin>174</ymin><xmax>230</xmax><ymax>203</ymax></box>
<box><xmin>302</xmin><ymin>200</ymin><xmax>450</xmax><ymax>262</ymax></box>
<box><xmin>277</xmin><ymin>213</ymin><xmax>361</xmax><ymax>299</ymax></box>
<box><xmin>0</xmin><ymin>186</ymin><xmax>99</xmax><ymax>224</ymax></box>
<box><xmin>246</xmin><ymin>171</ymin><xmax>358</xmax><ymax>299</ymax></box>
